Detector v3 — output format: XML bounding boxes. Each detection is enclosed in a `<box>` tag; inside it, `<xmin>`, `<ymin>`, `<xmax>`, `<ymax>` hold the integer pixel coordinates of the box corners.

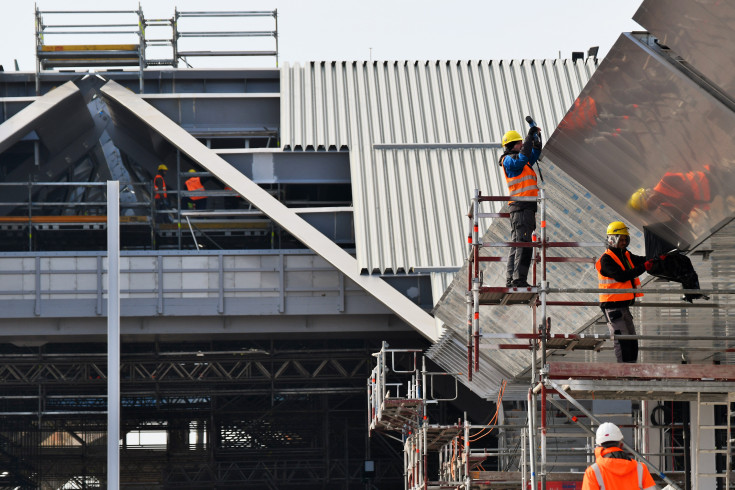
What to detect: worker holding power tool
<box><xmin>499</xmin><ymin>118</ymin><xmax>543</xmax><ymax>288</ymax></box>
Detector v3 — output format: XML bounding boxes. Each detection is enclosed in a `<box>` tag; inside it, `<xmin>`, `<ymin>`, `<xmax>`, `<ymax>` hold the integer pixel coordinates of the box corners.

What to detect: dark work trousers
<box><xmin>602</xmin><ymin>305</ymin><xmax>638</xmax><ymax>363</ymax></box>
<box><xmin>506</xmin><ymin>208</ymin><xmax>536</xmax><ymax>285</ymax></box>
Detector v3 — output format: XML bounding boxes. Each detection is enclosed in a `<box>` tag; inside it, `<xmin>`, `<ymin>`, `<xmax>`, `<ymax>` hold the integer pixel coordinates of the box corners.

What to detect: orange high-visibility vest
<box><xmin>153</xmin><ymin>174</ymin><xmax>167</xmax><ymax>200</ymax></box>
<box><xmin>653</xmin><ymin>170</ymin><xmax>711</xmax><ymax>204</ymax></box>
<box><xmin>561</xmin><ymin>96</ymin><xmax>598</xmax><ymax>131</ymax></box>
<box><xmin>185</xmin><ymin>177</ymin><xmax>206</xmax><ymax>200</ymax></box>
<box><xmin>502</xmin><ymin>161</ymin><xmax>538</xmax><ymax>205</ymax></box>
<box><xmin>582</xmin><ymin>447</ymin><xmax>656</xmax><ymax>490</ymax></box>
<box><xmin>595</xmin><ymin>249</ymin><xmax>643</xmax><ymax>303</ymax></box>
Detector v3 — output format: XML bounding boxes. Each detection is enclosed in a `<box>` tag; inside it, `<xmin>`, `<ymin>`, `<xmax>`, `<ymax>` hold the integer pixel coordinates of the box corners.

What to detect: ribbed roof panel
<box><xmin>281</xmin><ymin>59</ymin><xmax>597</xmax><ymax>275</ymax></box>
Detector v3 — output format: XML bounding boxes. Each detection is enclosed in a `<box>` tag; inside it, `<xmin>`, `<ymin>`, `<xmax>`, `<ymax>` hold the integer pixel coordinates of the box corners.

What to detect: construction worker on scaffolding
<box><xmin>184</xmin><ymin>169</ymin><xmax>208</xmax><ymax>210</ymax></box>
<box><xmin>596</xmin><ymin>221</ymin><xmax>659</xmax><ymax>363</ymax></box>
<box><xmin>153</xmin><ymin>164</ymin><xmax>172</xmax><ymax>223</ymax></box>
<box><xmin>499</xmin><ymin>126</ymin><xmax>542</xmax><ymax>288</ymax></box>
<box><xmin>582</xmin><ymin>422</ymin><xmax>657</xmax><ymax>490</ymax></box>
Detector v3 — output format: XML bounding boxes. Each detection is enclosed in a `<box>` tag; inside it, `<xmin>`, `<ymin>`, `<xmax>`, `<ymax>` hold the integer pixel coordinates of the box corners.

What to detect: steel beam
<box><xmin>99</xmin><ymin>80</ymin><xmax>439</xmax><ymax>341</ymax></box>
<box><xmin>0</xmin><ymin>81</ymin><xmax>88</xmax><ymax>155</ymax></box>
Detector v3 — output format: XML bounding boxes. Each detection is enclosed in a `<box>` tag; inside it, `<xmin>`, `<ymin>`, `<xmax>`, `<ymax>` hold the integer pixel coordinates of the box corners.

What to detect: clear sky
<box><xmin>1</xmin><ymin>1</ymin><xmax>644</xmax><ymax>71</ymax></box>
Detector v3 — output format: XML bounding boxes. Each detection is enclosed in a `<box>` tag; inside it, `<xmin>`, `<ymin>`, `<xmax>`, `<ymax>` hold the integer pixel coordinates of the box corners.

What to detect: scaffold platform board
<box><xmin>544</xmin><ymin>336</ymin><xmax>605</xmax><ymax>352</ymax></box>
<box><xmin>467</xmin><ymin>471</ymin><xmax>583</xmax><ymax>489</ymax></box>
<box><xmin>479</xmin><ymin>286</ymin><xmax>538</xmax><ymax>306</ymax></box>
<box><xmin>546</xmin><ymin>362</ymin><xmax>735</xmax><ymax>401</ymax></box>
<box><xmin>424</xmin><ymin>425</ymin><xmax>462</xmax><ymax>450</ymax></box>
<box><xmin>548</xmin><ymin>362</ymin><xmax>735</xmax><ymax>381</ymax></box>
<box><xmin>371</xmin><ymin>398</ymin><xmax>424</xmax><ymax>432</ymax></box>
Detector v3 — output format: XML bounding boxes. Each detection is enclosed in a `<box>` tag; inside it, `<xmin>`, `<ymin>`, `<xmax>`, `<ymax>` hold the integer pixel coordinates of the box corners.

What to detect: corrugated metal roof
<box><xmin>281</xmin><ymin>59</ymin><xmax>597</xmax><ymax>276</ymax></box>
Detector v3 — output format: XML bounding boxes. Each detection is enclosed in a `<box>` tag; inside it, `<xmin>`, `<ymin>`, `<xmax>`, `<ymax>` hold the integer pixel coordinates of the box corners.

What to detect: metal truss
<box><xmin>0</xmin><ymin>338</ymin><xmax>414</xmax><ymax>488</ymax></box>
<box><xmin>0</xmin><ymin>351</ymin><xmax>369</xmax><ymax>388</ymax></box>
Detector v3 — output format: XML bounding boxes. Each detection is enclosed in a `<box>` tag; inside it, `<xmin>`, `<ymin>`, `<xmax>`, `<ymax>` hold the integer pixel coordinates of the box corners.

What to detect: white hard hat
<box><xmin>596</xmin><ymin>422</ymin><xmax>624</xmax><ymax>445</ymax></box>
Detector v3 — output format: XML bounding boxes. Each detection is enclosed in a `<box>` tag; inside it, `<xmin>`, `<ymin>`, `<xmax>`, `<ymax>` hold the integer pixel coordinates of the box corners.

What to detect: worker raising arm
<box><xmin>499</xmin><ymin>126</ymin><xmax>542</xmax><ymax>288</ymax></box>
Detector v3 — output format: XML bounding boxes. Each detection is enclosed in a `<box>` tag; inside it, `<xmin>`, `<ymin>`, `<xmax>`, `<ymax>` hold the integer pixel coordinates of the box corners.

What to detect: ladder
<box><xmin>694</xmin><ymin>392</ymin><xmax>733</xmax><ymax>489</ymax></box>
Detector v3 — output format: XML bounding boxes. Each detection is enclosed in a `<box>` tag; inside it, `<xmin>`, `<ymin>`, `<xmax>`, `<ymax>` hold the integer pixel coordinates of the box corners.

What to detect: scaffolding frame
<box><xmin>34</xmin><ymin>6</ymin><xmax>279</xmax><ymax>94</ymax></box>
<box><xmin>368</xmin><ymin>341</ymin><xmax>529</xmax><ymax>490</ymax></box>
<box><xmin>465</xmin><ymin>188</ymin><xmax>735</xmax><ymax>490</ymax></box>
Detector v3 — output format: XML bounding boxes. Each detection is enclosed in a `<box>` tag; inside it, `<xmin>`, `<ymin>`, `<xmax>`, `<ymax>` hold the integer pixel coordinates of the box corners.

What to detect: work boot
<box><xmin>506</xmin><ymin>279</ymin><xmax>512</xmax><ymax>288</ymax></box>
<box><xmin>511</xmin><ymin>279</ymin><xmax>531</xmax><ymax>288</ymax></box>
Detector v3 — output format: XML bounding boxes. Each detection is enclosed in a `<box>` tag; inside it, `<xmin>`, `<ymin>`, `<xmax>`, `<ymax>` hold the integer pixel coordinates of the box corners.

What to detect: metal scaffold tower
<box><xmin>367</xmin><ymin>188</ymin><xmax>735</xmax><ymax>490</ymax></box>
<box><xmin>463</xmin><ymin>188</ymin><xmax>735</xmax><ymax>490</ymax></box>
<box><xmin>368</xmin><ymin>342</ymin><xmax>527</xmax><ymax>490</ymax></box>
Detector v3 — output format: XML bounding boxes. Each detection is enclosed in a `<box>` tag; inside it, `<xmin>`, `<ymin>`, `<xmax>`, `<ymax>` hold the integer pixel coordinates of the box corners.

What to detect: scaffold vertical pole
<box><xmin>522</xmin><ymin>426</ymin><xmax>528</xmax><ymax>489</ymax></box>
<box><xmin>464</xmin><ymin>413</ymin><xmax>471</xmax><ymax>490</ymax></box>
<box><xmin>728</xmin><ymin>393</ymin><xmax>733</xmax><ymax>490</ymax></box>
<box><xmin>137</xmin><ymin>6</ymin><xmax>145</xmax><ymax>94</ymax></box>
<box><xmin>540</xmin><ymin>382</ymin><xmax>547</xmax><ymax>490</ymax></box>
<box><xmin>472</xmin><ymin>276</ymin><xmax>480</xmax><ymax>373</ymax></box>
<box><xmin>539</xmin><ymin>189</ymin><xmax>548</xmax><ymax>366</ymax></box>
<box><xmin>473</xmin><ymin>189</ymin><xmax>481</xmax><ymax>373</ymax></box>
<box><xmin>528</xmin><ymin>388</ymin><xmax>538</xmax><ymax>490</ymax></box>
<box><xmin>538</xmin><ymin>190</ymin><xmax>548</xmax><ymax>490</ymax></box>
<box><xmin>35</xmin><ymin>6</ymin><xmax>41</xmax><ymax>95</ymax></box>
<box><xmin>466</xmin><ymin>291</ymin><xmax>472</xmax><ymax>382</ymax></box>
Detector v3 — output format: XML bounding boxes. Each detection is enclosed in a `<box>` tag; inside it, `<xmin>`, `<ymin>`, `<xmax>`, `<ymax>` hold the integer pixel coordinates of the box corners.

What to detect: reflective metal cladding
<box><xmin>544</xmin><ymin>33</ymin><xmax>735</xmax><ymax>253</ymax></box>
<box><xmin>634</xmin><ymin>0</ymin><xmax>735</xmax><ymax>96</ymax></box>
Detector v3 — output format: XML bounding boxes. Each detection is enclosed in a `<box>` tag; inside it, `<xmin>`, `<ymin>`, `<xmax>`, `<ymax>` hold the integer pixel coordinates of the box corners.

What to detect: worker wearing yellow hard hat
<box><xmin>595</xmin><ymin>221</ymin><xmax>658</xmax><ymax>363</ymax></box>
<box><xmin>153</xmin><ymin>164</ymin><xmax>173</xmax><ymax>223</ymax></box>
<box><xmin>627</xmin><ymin>188</ymin><xmax>648</xmax><ymax>212</ymax></box>
<box><xmin>153</xmin><ymin>164</ymin><xmax>168</xmax><ymax>203</ymax></box>
<box><xmin>628</xmin><ymin>167</ymin><xmax>712</xmax><ymax>223</ymax></box>
<box><xmin>184</xmin><ymin>168</ymin><xmax>207</xmax><ymax>210</ymax></box>
<box><xmin>498</xmin><ymin>124</ymin><xmax>542</xmax><ymax>288</ymax></box>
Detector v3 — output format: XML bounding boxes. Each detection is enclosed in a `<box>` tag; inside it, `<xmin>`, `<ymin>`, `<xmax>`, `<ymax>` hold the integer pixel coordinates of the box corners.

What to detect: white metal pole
<box><xmin>528</xmin><ymin>388</ymin><xmax>538</xmax><ymax>490</ymax></box>
<box><xmin>107</xmin><ymin>181</ymin><xmax>120</xmax><ymax>489</ymax></box>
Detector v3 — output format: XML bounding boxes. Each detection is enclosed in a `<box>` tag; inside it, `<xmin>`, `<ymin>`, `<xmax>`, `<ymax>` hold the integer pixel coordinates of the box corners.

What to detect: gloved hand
<box><xmin>527</xmin><ymin>127</ymin><xmax>541</xmax><ymax>139</ymax></box>
<box><xmin>644</xmin><ymin>259</ymin><xmax>655</xmax><ymax>271</ymax></box>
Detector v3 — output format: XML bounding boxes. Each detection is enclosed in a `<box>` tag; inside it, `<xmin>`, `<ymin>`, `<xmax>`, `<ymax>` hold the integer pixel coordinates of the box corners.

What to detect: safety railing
<box><xmin>34</xmin><ymin>7</ymin><xmax>280</xmax><ymax>94</ymax></box>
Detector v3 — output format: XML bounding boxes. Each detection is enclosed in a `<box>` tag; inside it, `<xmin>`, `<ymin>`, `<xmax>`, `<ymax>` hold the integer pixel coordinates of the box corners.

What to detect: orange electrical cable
<box><xmin>469</xmin><ymin>380</ymin><xmax>507</xmax><ymax>442</ymax></box>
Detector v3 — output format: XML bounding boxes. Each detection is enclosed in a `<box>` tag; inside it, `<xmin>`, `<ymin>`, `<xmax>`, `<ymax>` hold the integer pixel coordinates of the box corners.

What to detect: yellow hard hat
<box><xmin>157</xmin><ymin>164</ymin><xmax>168</xmax><ymax>171</ymax></box>
<box><xmin>502</xmin><ymin>130</ymin><xmax>523</xmax><ymax>147</ymax></box>
<box><xmin>628</xmin><ymin>188</ymin><xmax>648</xmax><ymax>211</ymax></box>
<box><xmin>606</xmin><ymin>221</ymin><xmax>629</xmax><ymax>236</ymax></box>
<box><xmin>188</xmin><ymin>169</ymin><xmax>196</xmax><ymax>173</ymax></box>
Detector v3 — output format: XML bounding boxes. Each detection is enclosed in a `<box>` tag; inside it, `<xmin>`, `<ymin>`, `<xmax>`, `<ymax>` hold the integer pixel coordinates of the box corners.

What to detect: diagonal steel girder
<box><xmin>99</xmin><ymin>80</ymin><xmax>439</xmax><ymax>341</ymax></box>
<box><xmin>0</xmin><ymin>81</ymin><xmax>93</xmax><ymax>155</ymax></box>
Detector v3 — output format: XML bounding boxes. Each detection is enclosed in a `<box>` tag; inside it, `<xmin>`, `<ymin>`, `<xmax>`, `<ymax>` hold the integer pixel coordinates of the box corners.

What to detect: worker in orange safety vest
<box><xmin>582</xmin><ymin>422</ymin><xmax>657</xmax><ymax>490</ymax></box>
<box><xmin>184</xmin><ymin>169</ymin><xmax>207</xmax><ymax>210</ymax></box>
<box><xmin>499</xmin><ymin>125</ymin><xmax>542</xmax><ymax>288</ymax></box>
<box><xmin>153</xmin><ymin>164</ymin><xmax>169</xmax><ymax>204</ymax></box>
<box><xmin>595</xmin><ymin>221</ymin><xmax>660</xmax><ymax>363</ymax></box>
<box><xmin>628</xmin><ymin>166</ymin><xmax>713</xmax><ymax>223</ymax></box>
<box><xmin>153</xmin><ymin>164</ymin><xmax>173</xmax><ymax>223</ymax></box>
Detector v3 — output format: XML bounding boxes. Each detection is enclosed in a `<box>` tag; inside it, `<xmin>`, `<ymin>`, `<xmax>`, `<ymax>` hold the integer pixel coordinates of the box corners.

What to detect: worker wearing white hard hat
<box><xmin>582</xmin><ymin>422</ymin><xmax>657</xmax><ymax>490</ymax></box>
